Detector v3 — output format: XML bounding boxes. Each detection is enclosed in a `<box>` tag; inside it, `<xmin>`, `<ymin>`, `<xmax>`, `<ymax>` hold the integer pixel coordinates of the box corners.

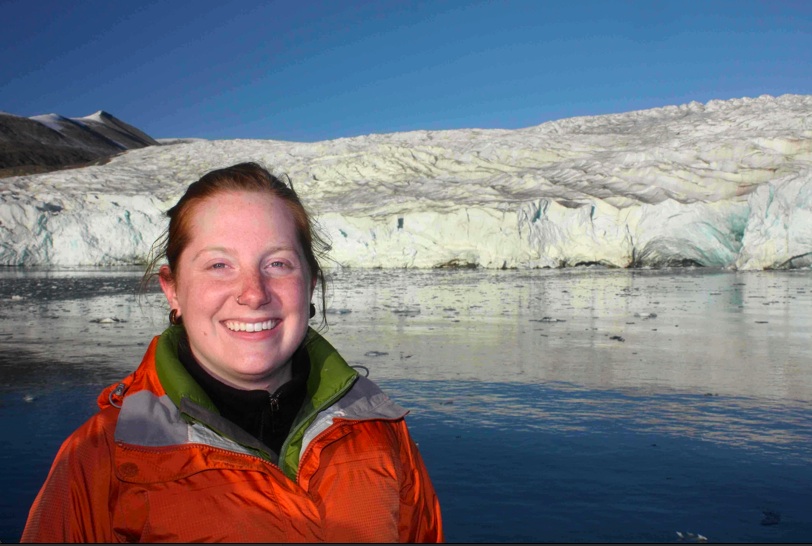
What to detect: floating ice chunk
<box><xmin>676</xmin><ymin>531</ymin><xmax>708</xmax><ymax>543</ymax></box>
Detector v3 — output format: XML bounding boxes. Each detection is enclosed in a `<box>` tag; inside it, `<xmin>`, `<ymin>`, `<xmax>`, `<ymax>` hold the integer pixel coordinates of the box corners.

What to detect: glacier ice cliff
<box><xmin>1</xmin><ymin>94</ymin><xmax>811</xmax><ymax>270</ymax></box>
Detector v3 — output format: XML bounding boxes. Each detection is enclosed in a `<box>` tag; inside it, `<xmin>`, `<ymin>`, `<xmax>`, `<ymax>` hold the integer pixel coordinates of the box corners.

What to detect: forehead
<box><xmin>187</xmin><ymin>191</ymin><xmax>300</xmax><ymax>244</ymax></box>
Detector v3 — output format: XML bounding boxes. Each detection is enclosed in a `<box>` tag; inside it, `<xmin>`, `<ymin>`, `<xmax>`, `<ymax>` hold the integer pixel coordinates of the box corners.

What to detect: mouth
<box><xmin>224</xmin><ymin>319</ymin><xmax>279</xmax><ymax>333</ymax></box>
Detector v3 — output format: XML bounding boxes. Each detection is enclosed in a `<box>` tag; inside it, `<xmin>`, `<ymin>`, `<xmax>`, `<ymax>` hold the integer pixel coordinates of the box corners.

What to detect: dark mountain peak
<box><xmin>0</xmin><ymin>110</ymin><xmax>159</xmax><ymax>177</ymax></box>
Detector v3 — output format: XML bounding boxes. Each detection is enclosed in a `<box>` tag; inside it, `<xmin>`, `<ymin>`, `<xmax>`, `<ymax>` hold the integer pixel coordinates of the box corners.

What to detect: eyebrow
<box><xmin>192</xmin><ymin>245</ymin><xmax>298</xmax><ymax>261</ymax></box>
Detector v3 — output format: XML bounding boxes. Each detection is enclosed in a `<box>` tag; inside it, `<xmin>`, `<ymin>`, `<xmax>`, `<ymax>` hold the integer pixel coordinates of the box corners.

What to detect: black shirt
<box><xmin>177</xmin><ymin>334</ymin><xmax>310</xmax><ymax>455</ymax></box>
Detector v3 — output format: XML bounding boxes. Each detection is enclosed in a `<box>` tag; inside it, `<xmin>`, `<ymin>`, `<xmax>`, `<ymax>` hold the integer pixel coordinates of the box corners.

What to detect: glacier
<box><xmin>1</xmin><ymin>94</ymin><xmax>811</xmax><ymax>270</ymax></box>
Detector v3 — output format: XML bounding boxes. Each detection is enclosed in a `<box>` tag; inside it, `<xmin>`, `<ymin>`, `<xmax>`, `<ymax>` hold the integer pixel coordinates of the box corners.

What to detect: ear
<box><xmin>158</xmin><ymin>265</ymin><xmax>181</xmax><ymax>312</ymax></box>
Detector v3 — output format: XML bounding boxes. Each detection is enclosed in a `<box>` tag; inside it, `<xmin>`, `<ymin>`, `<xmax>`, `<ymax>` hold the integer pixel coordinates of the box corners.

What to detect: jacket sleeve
<box><xmin>397</xmin><ymin>422</ymin><xmax>444</xmax><ymax>543</ymax></box>
<box><xmin>20</xmin><ymin>409</ymin><xmax>118</xmax><ymax>543</ymax></box>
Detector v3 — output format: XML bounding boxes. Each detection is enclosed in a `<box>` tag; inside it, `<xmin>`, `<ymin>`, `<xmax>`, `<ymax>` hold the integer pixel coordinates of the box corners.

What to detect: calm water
<box><xmin>1</xmin><ymin>267</ymin><xmax>811</xmax><ymax>542</ymax></box>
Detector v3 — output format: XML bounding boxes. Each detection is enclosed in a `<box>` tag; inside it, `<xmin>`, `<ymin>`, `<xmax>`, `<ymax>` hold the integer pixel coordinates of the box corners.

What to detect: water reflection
<box><xmin>380</xmin><ymin>377</ymin><xmax>812</xmax><ymax>463</ymax></box>
<box><xmin>324</xmin><ymin>268</ymin><xmax>812</xmax><ymax>401</ymax></box>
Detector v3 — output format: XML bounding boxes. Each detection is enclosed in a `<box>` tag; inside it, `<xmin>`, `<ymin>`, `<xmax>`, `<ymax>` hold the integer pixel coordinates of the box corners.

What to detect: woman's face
<box><xmin>160</xmin><ymin>191</ymin><xmax>314</xmax><ymax>391</ymax></box>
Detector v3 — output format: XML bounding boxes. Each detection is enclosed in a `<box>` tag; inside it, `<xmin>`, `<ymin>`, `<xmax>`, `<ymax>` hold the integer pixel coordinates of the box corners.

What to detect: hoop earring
<box><xmin>169</xmin><ymin>309</ymin><xmax>183</xmax><ymax>325</ymax></box>
<box><xmin>309</xmin><ymin>303</ymin><xmax>316</xmax><ymax>319</ymax></box>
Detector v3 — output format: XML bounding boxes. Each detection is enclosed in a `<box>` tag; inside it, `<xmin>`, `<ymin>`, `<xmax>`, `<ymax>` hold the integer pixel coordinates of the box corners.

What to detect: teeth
<box><xmin>225</xmin><ymin>320</ymin><xmax>277</xmax><ymax>332</ymax></box>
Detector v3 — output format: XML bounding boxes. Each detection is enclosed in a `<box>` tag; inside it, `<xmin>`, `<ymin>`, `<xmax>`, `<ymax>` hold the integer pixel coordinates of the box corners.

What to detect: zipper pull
<box><xmin>268</xmin><ymin>394</ymin><xmax>280</xmax><ymax>433</ymax></box>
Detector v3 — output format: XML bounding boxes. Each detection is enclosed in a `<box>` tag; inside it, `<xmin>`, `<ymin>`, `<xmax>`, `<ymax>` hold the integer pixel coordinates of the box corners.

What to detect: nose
<box><xmin>236</xmin><ymin>268</ymin><xmax>271</xmax><ymax>308</ymax></box>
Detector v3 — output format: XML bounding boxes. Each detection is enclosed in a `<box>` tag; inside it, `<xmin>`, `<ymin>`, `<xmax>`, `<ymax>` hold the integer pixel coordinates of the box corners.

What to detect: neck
<box><xmin>180</xmin><ymin>337</ymin><xmax>294</xmax><ymax>392</ymax></box>
<box><xmin>213</xmin><ymin>362</ymin><xmax>293</xmax><ymax>392</ymax></box>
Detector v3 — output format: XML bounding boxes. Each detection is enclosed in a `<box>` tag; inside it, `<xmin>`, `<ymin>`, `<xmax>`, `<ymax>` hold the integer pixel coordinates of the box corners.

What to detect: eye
<box><xmin>264</xmin><ymin>259</ymin><xmax>294</xmax><ymax>274</ymax></box>
<box><xmin>209</xmin><ymin>262</ymin><xmax>228</xmax><ymax>270</ymax></box>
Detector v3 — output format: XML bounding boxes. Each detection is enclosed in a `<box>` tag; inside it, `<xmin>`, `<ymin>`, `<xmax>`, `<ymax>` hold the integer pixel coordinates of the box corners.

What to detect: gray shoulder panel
<box><xmin>334</xmin><ymin>376</ymin><xmax>408</xmax><ymax>421</ymax></box>
<box><xmin>301</xmin><ymin>377</ymin><xmax>408</xmax><ymax>453</ymax></box>
<box><xmin>115</xmin><ymin>390</ymin><xmax>189</xmax><ymax>446</ymax></box>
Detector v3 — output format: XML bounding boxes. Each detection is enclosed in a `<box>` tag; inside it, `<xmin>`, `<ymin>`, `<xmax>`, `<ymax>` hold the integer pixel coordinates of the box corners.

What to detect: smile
<box><xmin>224</xmin><ymin>319</ymin><xmax>279</xmax><ymax>332</ymax></box>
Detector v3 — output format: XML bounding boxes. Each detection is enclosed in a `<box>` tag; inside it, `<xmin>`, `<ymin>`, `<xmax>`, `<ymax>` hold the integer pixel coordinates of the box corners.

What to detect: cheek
<box><xmin>294</xmin><ymin>280</ymin><xmax>313</xmax><ymax>304</ymax></box>
<box><xmin>177</xmin><ymin>279</ymin><xmax>230</xmax><ymax>317</ymax></box>
<box><xmin>276</xmin><ymin>275</ymin><xmax>310</xmax><ymax>300</ymax></box>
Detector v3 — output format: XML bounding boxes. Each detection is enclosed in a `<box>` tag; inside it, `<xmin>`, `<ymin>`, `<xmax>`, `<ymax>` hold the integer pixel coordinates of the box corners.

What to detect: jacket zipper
<box><xmin>119</xmin><ymin>441</ymin><xmax>284</xmax><ymax>473</ymax></box>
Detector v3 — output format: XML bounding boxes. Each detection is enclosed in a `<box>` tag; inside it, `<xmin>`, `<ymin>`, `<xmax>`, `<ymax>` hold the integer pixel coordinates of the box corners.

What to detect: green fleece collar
<box><xmin>280</xmin><ymin>328</ymin><xmax>359</xmax><ymax>477</ymax></box>
<box><xmin>155</xmin><ymin>325</ymin><xmax>218</xmax><ymax>413</ymax></box>
<box><xmin>153</xmin><ymin>325</ymin><xmax>358</xmax><ymax>478</ymax></box>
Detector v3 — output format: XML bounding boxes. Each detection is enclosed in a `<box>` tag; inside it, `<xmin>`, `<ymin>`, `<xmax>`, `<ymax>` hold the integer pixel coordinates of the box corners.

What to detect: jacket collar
<box><xmin>151</xmin><ymin>325</ymin><xmax>361</xmax><ymax>477</ymax></box>
<box><xmin>153</xmin><ymin>325</ymin><xmax>359</xmax><ymax>419</ymax></box>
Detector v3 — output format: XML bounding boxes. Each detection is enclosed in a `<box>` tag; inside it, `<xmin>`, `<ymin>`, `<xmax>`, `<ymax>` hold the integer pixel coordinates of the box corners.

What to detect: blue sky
<box><xmin>1</xmin><ymin>0</ymin><xmax>810</xmax><ymax>141</ymax></box>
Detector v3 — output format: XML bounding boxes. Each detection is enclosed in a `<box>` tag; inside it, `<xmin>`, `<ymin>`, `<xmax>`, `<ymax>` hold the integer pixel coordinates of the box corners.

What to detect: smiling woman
<box><xmin>159</xmin><ymin>191</ymin><xmax>314</xmax><ymax>392</ymax></box>
<box><xmin>20</xmin><ymin>163</ymin><xmax>443</xmax><ymax>543</ymax></box>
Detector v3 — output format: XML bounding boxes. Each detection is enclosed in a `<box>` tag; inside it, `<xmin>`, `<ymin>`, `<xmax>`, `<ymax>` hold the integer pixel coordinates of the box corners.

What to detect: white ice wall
<box><xmin>2</xmin><ymin>94</ymin><xmax>811</xmax><ymax>270</ymax></box>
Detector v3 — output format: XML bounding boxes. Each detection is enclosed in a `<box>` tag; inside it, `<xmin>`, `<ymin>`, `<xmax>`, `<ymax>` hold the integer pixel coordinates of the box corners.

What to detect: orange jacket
<box><xmin>21</xmin><ymin>327</ymin><xmax>443</xmax><ymax>543</ymax></box>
